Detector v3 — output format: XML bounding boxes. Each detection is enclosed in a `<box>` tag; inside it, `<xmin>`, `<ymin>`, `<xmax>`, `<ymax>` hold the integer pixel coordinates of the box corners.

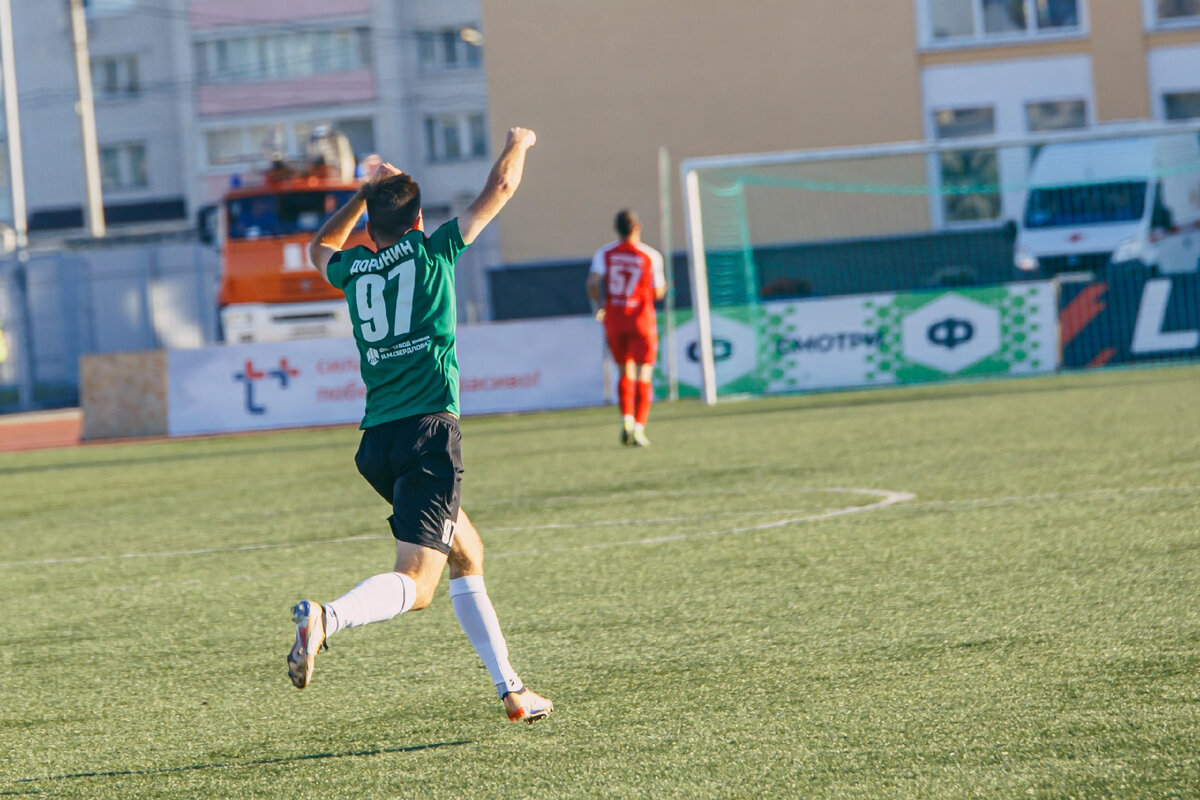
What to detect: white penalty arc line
<box><xmin>5</xmin><ymin>485</ymin><xmax>1198</xmax><ymax>570</ymax></box>
<box><xmin>489</xmin><ymin>488</ymin><xmax>915</xmax><ymax>559</ymax></box>
<box><xmin>0</xmin><ymin>488</ymin><xmax>913</xmax><ymax>569</ymax></box>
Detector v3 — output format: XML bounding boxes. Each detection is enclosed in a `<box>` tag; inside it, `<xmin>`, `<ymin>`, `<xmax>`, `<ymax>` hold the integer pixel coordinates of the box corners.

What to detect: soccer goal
<box><xmin>679</xmin><ymin>120</ymin><xmax>1200</xmax><ymax>404</ymax></box>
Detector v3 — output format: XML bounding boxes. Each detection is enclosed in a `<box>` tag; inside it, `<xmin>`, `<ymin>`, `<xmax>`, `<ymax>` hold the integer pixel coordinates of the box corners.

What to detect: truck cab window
<box><xmin>227</xmin><ymin>190</ymin><xmax>361</xmax><ymax>239</ymax></box>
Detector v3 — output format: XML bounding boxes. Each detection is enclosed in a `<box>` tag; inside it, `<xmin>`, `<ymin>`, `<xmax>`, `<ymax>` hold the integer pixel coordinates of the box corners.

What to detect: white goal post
<box><xmin>680</xmin><ymin>120</ymin><xmax>1200</xmax><ymax>404</ymax></box>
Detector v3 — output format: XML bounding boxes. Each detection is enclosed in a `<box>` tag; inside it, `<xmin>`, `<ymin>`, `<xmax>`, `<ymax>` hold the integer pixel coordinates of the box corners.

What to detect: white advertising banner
<box><xmin>167</xmin><ymin>315</ymin><xmax>605</xmax><ymax>436</ymax></box>
<box><xmin>457</xmin><ymin>316</ymin><xmax>605</xmax><ymax>416</ymax></box>
<box><xmin>761</xmin><ymin>296</ymin><xmax>892</xmax><ymax>392</ymax></box>
<box><xmin>167</xmin><ymin>338</ymin><xmax>364</xmax><ymax>436</ymax></box>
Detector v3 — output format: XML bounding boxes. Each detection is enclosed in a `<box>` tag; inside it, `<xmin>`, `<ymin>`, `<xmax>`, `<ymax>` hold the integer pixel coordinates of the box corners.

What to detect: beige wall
<box><xmin>481</xmin><ymin>0</ymin><xmax>1200</xmax><ymax>266</ymax></box>
<box><xmin>80</xmin><ymin>351</ymin><xmax>167</xmax><ymax>440</ymax></box>
<box><xmin>1091</xmin><ymin>0</ymin><xmax>1151</xmax><ymax>120</ymax></box>
<box><xmin>480</xmin><ymin>0</ymin><xmax>926</xmax><ymax>265</ymax></box>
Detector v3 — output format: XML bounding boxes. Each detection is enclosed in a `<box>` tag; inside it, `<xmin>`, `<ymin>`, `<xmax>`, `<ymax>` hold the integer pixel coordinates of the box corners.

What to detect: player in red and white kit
<box><xmin>587</xmin><ymin>209</ymin><xmax>666</xmax><ymax>447</ymax></box>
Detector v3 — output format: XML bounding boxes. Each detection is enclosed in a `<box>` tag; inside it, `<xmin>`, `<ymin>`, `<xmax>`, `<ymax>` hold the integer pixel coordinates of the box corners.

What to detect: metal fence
<box><xmin>0</xmin><ymin>239</ymin><xmax>220</xmax><ymax>412</ymax></box>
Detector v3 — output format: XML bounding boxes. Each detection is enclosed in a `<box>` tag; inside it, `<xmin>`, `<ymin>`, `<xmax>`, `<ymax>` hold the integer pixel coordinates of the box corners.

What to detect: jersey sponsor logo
<box><xmin>232</xmin><ymin>357</ymin><xmax>299</xmax><ymax>415</ymax></box>
<box><xmin>365</xmin><ymin>335</ymin><xmax>432</xmax><ymax>365</ymax></box>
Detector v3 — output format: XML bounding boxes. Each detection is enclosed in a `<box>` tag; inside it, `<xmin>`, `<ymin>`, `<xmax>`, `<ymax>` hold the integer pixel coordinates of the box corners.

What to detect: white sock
<box><xmin>622</xmin><ymin>414</ymin><xmax>635</xmax><ymax>428</ymax></box>
<box><xmin>323</xmin><ymin>572</ymin><xmax>416</xmax><ymax>637</ymax></box>
<box><xmin>449</xmin><ymin>575</ymin><xmax>523</xmax><ymax>698</ymax></box>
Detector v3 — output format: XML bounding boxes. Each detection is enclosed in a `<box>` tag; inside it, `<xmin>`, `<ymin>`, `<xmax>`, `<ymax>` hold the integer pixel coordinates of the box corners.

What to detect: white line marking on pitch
<box><xmin>490</xmin><ymin>488</ymin><xmax>915</xmax><ymax>557</ymax></box>
<box><xmin>0</xmin><ymin>488</ymin><xmax>912</xmax><ymax>568</ymax></box>
<box><xmin>3</xmin><ymin>485</ymin><xmax>1198</xmax><ymax>570</ymax></box>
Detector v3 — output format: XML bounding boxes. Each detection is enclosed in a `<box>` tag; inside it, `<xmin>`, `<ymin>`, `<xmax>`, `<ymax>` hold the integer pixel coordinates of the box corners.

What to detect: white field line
<box><xmin>0</xmin><ymin>488</ymin><xmax>908</xmax><ymax>569</ymax></box>
<box><xmin>489</xmin><ymin>488</ymin><xmax>915</xmax><ymax>556</ymax></box>
<box><xmin>2</xmin><ymin>485</ymin><xmax>1198</xmax><ymax>570</ymax></box>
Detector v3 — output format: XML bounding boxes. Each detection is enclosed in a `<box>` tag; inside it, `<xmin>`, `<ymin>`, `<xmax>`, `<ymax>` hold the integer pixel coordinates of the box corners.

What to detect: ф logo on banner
<box><xmin>673</xmin><ymin>314</ymin><xmax>758</xmax><ymax>390</ymax></box>
<box><xmin>233</xmin><ymin>358</ymin><xmax>299</xmax><ymax>415</ymax></box>
<box><xmin>926</xmin><ymin>317</ymin><xmax>975</xmax><ymax>350</ymax></box>
<box><xmin>901</xmin><ymin>294</ymin><xmax>999</xmax><ymax>375</ymax></box>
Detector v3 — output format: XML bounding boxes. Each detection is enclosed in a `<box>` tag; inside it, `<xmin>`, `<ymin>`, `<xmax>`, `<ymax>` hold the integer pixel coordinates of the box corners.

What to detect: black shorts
<box><xmin>354</xmin><ymin>411</ymin><xmax>463</xmax><ymax>554</ymax></box>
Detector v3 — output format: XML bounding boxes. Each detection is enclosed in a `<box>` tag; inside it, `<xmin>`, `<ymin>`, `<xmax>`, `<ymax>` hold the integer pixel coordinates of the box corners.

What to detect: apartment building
<box><xmin>0</xmin><ymin>0</ymin><xmax>190</xmax><ymax>232</ymax></box>
<box><xmin>186</xmin><ymin>0</ymin><xmax>495</xmax><ymax>320</ymax></box>
<box><xmin>0</xmin><ymin>0</ymin><xmax>497</xmax><ymax>319</ymax></box>
<box><xmin>478</xmin><ymin>0</ymin><xmax>1200</xmax><ymax>268</ymax></box>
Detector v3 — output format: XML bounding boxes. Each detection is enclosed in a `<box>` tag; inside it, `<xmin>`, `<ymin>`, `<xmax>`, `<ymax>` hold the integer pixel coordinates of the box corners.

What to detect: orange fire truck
<box><xmin>213</xmin><ymin>129</ymin><xmax>373</xmax><ymax>343</ymax></box>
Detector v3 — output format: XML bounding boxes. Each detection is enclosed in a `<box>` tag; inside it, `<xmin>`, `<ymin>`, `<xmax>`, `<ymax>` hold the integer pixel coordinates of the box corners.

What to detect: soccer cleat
<box><xmin>503</xmin><ymin>688</ymin><xmax>554</xmax><ymax>724</ymax></box>
<box><xmin>631</xmin><ymin>428</ymin><xmax>651</xmax><ymax>447</ymax></box>
<box><xmin>621</xmin><ymin>419</ymin><xmax>634</xmax><ymax>446</ymax></box>
<box><xmin>287</xmin><ymin>600</ymin><xmax>327</xmax><ymax>689</ymax></box>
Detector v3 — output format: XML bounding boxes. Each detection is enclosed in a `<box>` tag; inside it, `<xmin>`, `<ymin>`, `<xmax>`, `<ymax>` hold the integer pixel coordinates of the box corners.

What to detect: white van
<box><xmin>1013</xmin><ymin>133</ymin><xmax>1200</xmax><ymax>278</ymax></box>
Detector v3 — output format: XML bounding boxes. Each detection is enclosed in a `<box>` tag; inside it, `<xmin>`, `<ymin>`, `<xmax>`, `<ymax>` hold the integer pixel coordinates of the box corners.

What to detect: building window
<box><xmin>1153</xmin><ymin>0</ymin><xmax>1200</xmax><ymax>25</ymax></box>
<box><xmin>924</xmin><ymin>0</ymin><xmax>1081</xmax><ymax>44</ymax></box>
<box><xmin>416</xmin><ymin>26</ymin><xmax>483</xmax><ymax>72</ymax></box>
<box><xmin>1026</xmin><ymin>99</ymin><xmax>1088</xmax><ymax>159</ymax></box>
<box><xmin>424</xmin><ymin>113</ymin><xmax>488</xmax><ymax>162</ymax></box>
<box><xmin>1025</xmin><ymin>99</ymin><xmax>1088</xmax><ymax>132</ymax></box>
<box><xmin>934</xmin><ymin>107</ymin><xmax>1000</xmax><ymax>222</ymax></box>
<box><xmin>204</xmin><ymin>118</ymin><xmax>375</xmax><ymax>168</ymax></box>
<box><xmin>1164</xmin><ymin>90</ymin><xmax>1200</xmax><ymax>120</ymax></box>
<box><xmin>84</xmin><ymin>0</ymin><xmax>136</xmax><ymax>16</ymax></box>
<box><xmin>194</xmin><ymin>27</ymin><xmax>370</xmax><ymax>83</ymax></box>
<box><xmin>91</xmin><ymin>55</ymin><xmax>139</xmax><ymax>99</ymax></box>
<box><xmin>468</xmin><ymin>114</ymin><xmax>488</xmax><ymax>157</ymax></box>
<box><xmin>205</xmin><ymin>126</ymin><xmax>276</xmax><ymax>166</ymax></box>
<box><xmin>100</xmin><ymin>143</ymin><xmax>147</xmax><ymax>190</ymax></box>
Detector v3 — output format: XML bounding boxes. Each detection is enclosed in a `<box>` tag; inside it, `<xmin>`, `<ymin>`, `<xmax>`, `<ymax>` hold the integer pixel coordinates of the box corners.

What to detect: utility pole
<box><xmin>0</xmin><ymin>0</ymin><xmax>27</xmax><ymax>251</ymax></box>
<box><xmin>68</xmin><ymin>0</ymin><xmax>105</xmax><ymax>238</ymax></box>
<box><xmin>0</xmin><ymin>0</ymin><xmax>35</xmax><ymax>409</ymax></box>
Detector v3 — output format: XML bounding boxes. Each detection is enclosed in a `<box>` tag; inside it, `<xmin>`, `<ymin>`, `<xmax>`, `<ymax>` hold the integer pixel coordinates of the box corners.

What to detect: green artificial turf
<box><xmin>1</xmin><ymin>365</ymin><xmax>1198</xmax><ymax>799</ymax></box>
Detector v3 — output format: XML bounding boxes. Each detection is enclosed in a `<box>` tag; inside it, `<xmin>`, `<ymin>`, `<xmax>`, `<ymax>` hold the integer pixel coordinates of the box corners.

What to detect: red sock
<box><xmin>635</xmin><ymin>380</ymin><xmax>653</xmax><ymax>425</ymax></box>
<box><xmin>618</xmin><ymin>375</ymin><xmax>635</xmax><ymax>417</ymax></box>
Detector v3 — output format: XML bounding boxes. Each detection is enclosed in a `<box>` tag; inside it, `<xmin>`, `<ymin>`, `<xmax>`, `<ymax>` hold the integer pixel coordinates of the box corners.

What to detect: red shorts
<box><xmin>605</xmin><ymin>327</ymin><xmax>658</xmax><ymax>366</ymax></box>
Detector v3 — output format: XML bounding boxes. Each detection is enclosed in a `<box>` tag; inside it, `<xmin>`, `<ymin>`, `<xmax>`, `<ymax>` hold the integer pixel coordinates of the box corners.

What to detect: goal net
<box><xmin>675</xmin><ymin>121</ymin><xmax>1200</xmax><ymax>403</ymax></box>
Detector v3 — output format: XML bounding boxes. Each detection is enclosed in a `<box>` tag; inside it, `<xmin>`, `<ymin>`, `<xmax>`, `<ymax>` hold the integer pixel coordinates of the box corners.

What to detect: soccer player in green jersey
<box><xmin>289</xmin><ymin>127</ymin><xmax>552</xmax><ymax>724</ymax></box>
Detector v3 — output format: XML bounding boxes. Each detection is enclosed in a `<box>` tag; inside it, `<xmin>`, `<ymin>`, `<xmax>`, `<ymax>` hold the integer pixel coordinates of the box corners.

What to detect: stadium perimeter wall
<box><xmin>655</xmin><ymin>274</ymin><xmax>1200</xmax><ymax>398</ymax></box>
<box><xmin>74</xmin><ymin>275</ymin><xmax>1200</xmax><ymax>439</ymax></box>
<box><xmin>81</xmin><ymin>315</ymin><xmax>606</xmax><ymax>439</ymax></box>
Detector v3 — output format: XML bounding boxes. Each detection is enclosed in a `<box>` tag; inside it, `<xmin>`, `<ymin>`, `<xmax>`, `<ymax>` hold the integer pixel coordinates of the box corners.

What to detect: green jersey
<box><xmin>326</xmin><ymin>219</ymin><xmax>468</xmax><ymax>428</ymax></box>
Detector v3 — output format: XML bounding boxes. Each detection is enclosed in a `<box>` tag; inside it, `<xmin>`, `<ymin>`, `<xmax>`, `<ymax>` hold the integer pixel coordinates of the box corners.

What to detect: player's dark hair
<box><xmin>363</xmin><ymin>174</ymin><xmax>422</xmax><ymax>242</ymax></box>
<box><xmin>615</xmin><ymin>209</ymin><xmax>640</xmax><ymax>238</ymax></box>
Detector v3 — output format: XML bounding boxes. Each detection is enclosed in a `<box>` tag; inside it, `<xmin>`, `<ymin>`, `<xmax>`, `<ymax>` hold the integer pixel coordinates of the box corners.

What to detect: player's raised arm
<box><xmin>308</xmin><ymin>190</ymin><xmax>365</xmax><ymax>285</ymax></box>
<box><xmin>458</xmin><ymin>127</ymin><xmax>537</xmax><ymax>245</ymax></box>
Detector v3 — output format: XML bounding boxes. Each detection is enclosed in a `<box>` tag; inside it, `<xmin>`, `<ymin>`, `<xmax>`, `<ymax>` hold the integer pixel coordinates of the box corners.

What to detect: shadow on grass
<box><xmin>15</xmin><ymin>739</ymin><xmax>471</xmax><ymax>784</ymax></box>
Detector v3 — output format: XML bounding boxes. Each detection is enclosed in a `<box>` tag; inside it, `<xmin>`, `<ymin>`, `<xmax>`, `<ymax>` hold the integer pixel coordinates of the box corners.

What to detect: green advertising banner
<box><xmin>656</xmin><ymin>282</ymin><xmax>1057</xmax><ymax>398</ymax></box>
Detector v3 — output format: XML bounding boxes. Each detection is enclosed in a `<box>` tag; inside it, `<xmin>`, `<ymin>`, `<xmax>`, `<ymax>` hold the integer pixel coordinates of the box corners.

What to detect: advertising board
<box><xmin>1059</xmin><ymin>275</ymin><xmax>1200</xmax><ymax>368</ymax></box>
<box><xmin>659</xmin><ymin>282</ymin><xmax>1058</xmax><ymax>397</ymax></box>
<box><xmin>167</xmin><ymin>315</ymin><xmax>605</xmax><ymax>436</ymax></box>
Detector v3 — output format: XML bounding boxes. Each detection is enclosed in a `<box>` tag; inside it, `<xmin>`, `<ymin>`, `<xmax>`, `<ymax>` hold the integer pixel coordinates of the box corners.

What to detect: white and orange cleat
<box><xmin>287</xmin><ymin>600</ymin><xmax>326</xmax><ymax>689</ymax></box>
<box><xmin>503</xmin><ymin>688</ymin><xmax>554</xmax><ymax>724</ymax></box>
